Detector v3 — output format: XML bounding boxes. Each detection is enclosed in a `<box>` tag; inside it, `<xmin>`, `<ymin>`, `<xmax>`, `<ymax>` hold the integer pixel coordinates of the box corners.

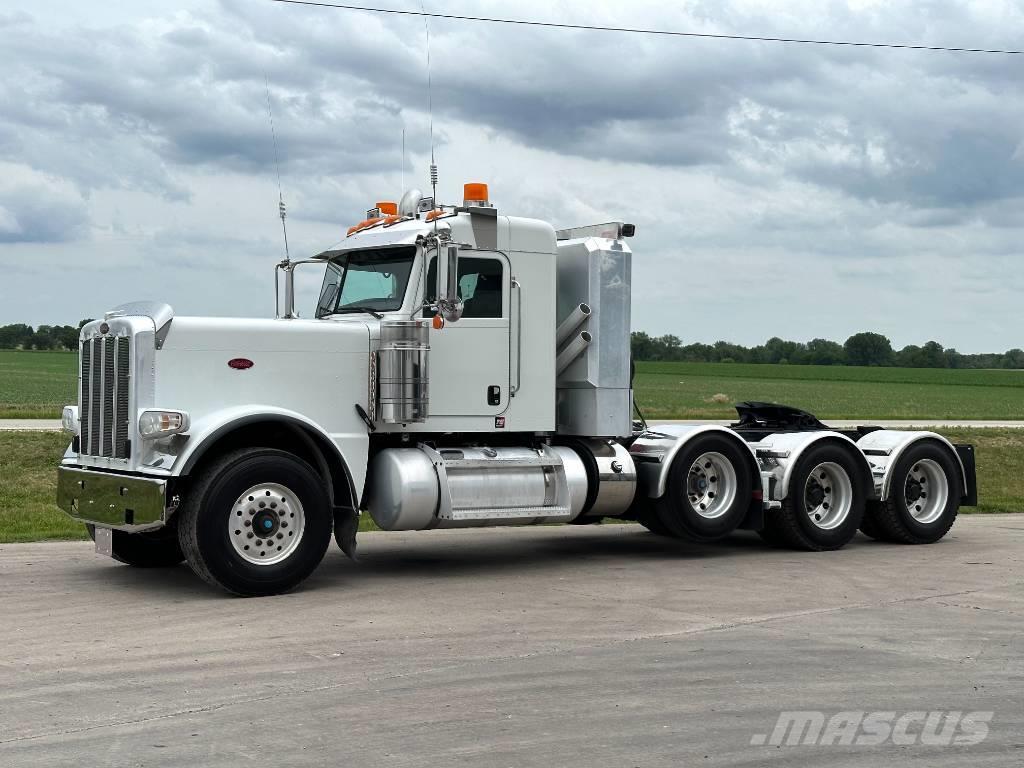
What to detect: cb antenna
<box><xmin>421</xmin><ymin>2</ymin><xmax>438</xmax><ymax>215</ymax></box>
<box><xmin>265</xmin><ymin>76</ymin><xmax>290</xmax><ymax>264</ymax></box>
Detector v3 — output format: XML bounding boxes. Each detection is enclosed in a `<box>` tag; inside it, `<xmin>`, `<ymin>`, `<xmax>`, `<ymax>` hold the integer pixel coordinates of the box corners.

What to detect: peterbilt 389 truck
<box><xmin>57</xmin><ymin>182</ymin><xmax>978</xmax><ymax>595</ymax></box>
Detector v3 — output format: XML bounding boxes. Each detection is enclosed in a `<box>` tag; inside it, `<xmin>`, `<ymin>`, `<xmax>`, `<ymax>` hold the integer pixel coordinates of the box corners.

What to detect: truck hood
<box><xmin>161</xmin><ymin>316</ymin><xmax>371</xmax><ymax>354</ymax></box>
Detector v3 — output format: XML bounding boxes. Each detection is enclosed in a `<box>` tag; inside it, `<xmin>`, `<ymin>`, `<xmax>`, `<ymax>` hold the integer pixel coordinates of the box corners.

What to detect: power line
<box><xmin>267</xmin><ymin>0</ymin><xmax>1024</xmax><ymax>55</ymax></box>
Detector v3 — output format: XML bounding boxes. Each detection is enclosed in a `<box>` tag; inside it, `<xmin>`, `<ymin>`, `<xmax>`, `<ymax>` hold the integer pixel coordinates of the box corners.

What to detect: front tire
<box><xmin>773</xmin><ymin>442</ymin><xmax>868</xmax><ymax>551</ymax></box>
<box><xmin>653</xmin><ymin>435</ymin><xmax>753</xmax><ymax>542</ymax></box>
<box><xmin>86</xmin><ymin>523</ymin><xmax>184</xmax><ymax>567</ymax></box>
<box><xmin>178</xmin><ymin>448</ymin><xmax>332</xmax><ymax>596</ymax></box>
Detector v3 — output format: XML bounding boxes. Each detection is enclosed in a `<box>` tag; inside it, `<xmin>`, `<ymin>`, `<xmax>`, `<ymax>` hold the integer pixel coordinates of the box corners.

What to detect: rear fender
<box><xmin>855</xmin><ymin>430</ymin><xmax>967</xmax><ymax>501</ymax></box>
<box><xmin>751</xmin><ymin>431</ymin><xmax>873</xmax><ymax>502</ymax></box>
<box><xmin>630</xmin><ymin>424</ymin><xmax>760</xmax><ymax>499</ymax></box>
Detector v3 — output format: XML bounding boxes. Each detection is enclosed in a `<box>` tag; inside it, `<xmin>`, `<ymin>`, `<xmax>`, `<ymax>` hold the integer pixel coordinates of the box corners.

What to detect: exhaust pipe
<box><xmin>557</xmin><ymin>331</ymin><xmax>592</xmax><ymax>375</ymax></box>
<box><xmin>556</xmin><ymin>303</ymin><xmax>591</xmax><ymax>347</ymax></box>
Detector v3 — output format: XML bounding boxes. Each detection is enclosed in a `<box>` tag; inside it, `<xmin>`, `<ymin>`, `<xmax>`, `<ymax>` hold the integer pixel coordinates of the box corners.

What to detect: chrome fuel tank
<box><xmin>365</xmin><ymin>445</ymin><xmax>588</xmax><ymax>530</ymax></box>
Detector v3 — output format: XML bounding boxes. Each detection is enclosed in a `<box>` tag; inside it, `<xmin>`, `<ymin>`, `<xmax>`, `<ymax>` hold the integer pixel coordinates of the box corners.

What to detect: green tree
<box><xmin>844</xmin><ymin>332</ymin><xmax>894</xmax><ymax>367</ymax></box>
<box><xmin>806</xmin><ymin>338</ymin><xmax>845</xmax><ymax>365</ymax></box>
<box><xmin>1003</xmin><ymin>349</ymin><xmax>1024</xmax><ymax>369</ymax></box>
<box><xmin>0</xmin><ymin>324</ymin><xmax>34</xmax><ymax>349</ymax></box>
<box><xmin>630</xmin><ymin>331</ymin><xmax>656</xmax><ymax>361</ymax></box>
<box><xmin>29</xmin><ymin>331</ymin><xmax>55</xmax><ymax>350</ymax></box>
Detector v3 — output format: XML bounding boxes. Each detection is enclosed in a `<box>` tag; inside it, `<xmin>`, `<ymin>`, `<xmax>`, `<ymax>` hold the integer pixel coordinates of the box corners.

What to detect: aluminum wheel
<box><xmin>686</xmin><ymin>452</ymin><xmax>738</xmax><ymax>519</ymax></box>
<box><xmin>903</xmin><ymin>458</ymin><xmax>949</xmax><ymax>524</ymax></box>
<box><xmin>228</xmin><ymin>482</ymin><xmax>306</xmax><ymax>566</ymax></box>
<box><xmin>803</xmin><ymin>461</ymin><xmax>853</xmax><ymax>530</ymax></box>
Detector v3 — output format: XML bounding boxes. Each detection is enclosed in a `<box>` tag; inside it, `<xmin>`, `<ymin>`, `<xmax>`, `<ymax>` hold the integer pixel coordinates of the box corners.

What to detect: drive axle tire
<box><xmin>635</xmin><ymin>504</ymin><xmax>677</xmax><ymax>537</ymax></box>
<box><xmin>756</xmin><ymin>519</ymin><xmax>787</xmax><ymax>547</ymax></box>
<box><xmin>178</xmin><ymin>448</ymin><xmax>332</xmax><ymax>596</ymax></box>
<box><xmin>773</xmin><ymin>442</ymin><xmax>868</xmax><ymax>551</ymax></box>
<box><xmin>653</xmin><ymin>434</ymin><xmax>753</xmax><ymax>542</ymax></box>
<box><xmin>867</xmin><ymin>442</ymin><xmax>961</xmax><ymax>544</ymax></box>
<box><xmin>86</xmin><ymin>524</ymin><xmax>184</xmax><ymax>567</ymax></box>
<box><xmin>858</xmin><ymin>508</ymin><xmax>890</xmax><ymax>541</ymax></box>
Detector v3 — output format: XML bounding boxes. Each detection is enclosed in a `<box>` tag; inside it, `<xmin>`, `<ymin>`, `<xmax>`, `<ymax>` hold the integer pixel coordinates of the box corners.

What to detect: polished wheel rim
<box><xmin>803</xmin><ymin>462</ymin><xmax>853</xmax><ymax>530</ymax></box>
<box><xmin>686</xmin><ymin>452</ymin><xmax>738</xmax><ymax>519</ymax></box>
<box><xmin>228</xmin><ymin>482</ymin><xmax>305</xmax><ymax>565</ymax></box>
<box><xmin>903</xmin><ymin>459</ymin><xmax>948</xmax><ymax>524</ymax></box>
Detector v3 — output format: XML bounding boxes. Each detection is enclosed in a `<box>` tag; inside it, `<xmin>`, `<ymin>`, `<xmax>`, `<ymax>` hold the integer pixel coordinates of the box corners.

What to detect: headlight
<box><xmin>139</xmin><ymin>410</ymin><xmax>190</xmax><ymax>439</ymax></box>
<box><xmin>61</xmin><ymin>405</ymin><xmax>79</xmax><ymax>435</ymax></box>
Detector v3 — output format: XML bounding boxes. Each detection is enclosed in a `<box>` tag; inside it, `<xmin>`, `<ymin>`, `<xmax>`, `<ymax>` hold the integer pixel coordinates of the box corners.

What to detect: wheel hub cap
<box><xmin>903</xmin><ymin>460</ymin><xmax>949</xmax><ymax>525</ymax></box>
<box><xmin>228</xmin><ymin>482</ymin><xmax>306</xmax><ymax>566</ymax></box>
<box><xmin>803</xmin><ymin>461</ymin><xmax>853</xmax><ymax>530</ymax></box>
<box><xmin>685</xmin><ymin>452</ymin><xmax>738</xmax><ymax>520</ymax></box>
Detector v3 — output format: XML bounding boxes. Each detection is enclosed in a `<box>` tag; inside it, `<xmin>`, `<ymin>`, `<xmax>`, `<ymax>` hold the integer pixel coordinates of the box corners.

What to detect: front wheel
<box><xmin>177</xmin><ymin>448</ymin><xmax>333</xmax><ymax>596</ymax></box>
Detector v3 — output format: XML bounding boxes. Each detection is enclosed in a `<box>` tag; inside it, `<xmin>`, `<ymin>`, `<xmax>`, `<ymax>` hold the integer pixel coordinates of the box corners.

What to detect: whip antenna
<box><xmin>265</xmin><ymin>76</ymin><xmax>291</xmax><ymax>264</ymax></box>
<box><xmin>421</xmin><ymin>2</ymin><xmax>437</xmax><ymax>211</ymax></box>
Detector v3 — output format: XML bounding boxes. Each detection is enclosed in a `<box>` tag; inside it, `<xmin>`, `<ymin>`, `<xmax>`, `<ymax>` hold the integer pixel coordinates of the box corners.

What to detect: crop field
<box><xmin>1</xmin><ymin>429</ymin><xmax>1018</xmax><ymax>543</ymax></box>
<box><xmin>635</xmin><ymin>361</ymin><xmax>1024</xmax><ymax>420</ymax></box>
<box><xmin>3</xmin><ymin>350</ymin><xmax>1024</xmax><ymax>421</ymax></box>
<box><xmin>0</xmin><ymin>350</ymin><xmax>77</xmax><ymax>418</ymax></box>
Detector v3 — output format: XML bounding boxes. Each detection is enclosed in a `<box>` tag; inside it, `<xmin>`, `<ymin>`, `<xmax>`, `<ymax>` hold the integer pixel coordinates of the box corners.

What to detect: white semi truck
<box><xmin>57</xmin><ymin>182</ymin><xmax>978</xmax><ymax>595</ymax></box>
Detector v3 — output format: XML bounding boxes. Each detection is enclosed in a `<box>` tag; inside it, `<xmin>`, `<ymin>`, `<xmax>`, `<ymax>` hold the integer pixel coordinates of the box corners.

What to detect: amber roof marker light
<box><xmin>463</xmin><ymin>182</ymin><xmax>489</xmax><ymax>206</ymax></box>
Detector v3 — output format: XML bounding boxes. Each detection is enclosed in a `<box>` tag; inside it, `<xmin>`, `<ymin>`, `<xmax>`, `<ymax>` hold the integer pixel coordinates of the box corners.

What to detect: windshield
<box><xmin>316</xmin><ymin>246</ymin><xmax>417</xmax><ymax>318</ymax></box>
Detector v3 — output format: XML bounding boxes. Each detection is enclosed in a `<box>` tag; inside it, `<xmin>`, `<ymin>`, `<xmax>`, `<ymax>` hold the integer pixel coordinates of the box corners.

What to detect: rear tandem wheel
<box><xmin>646</xmin><ymin>434</ymin><xmax>754</xmax><ymax>543</ymax></box>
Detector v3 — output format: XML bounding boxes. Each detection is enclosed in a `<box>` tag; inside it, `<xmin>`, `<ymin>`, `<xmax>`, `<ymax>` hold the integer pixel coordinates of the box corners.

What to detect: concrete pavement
<box><xmin>1</xmin><ymin>517</ymin><xmax>1022</xmax><ymax>766</ymax></box>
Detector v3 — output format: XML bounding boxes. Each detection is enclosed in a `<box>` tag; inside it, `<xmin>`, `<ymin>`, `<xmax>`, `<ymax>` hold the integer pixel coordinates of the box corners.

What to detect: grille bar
<box><xmin>115</xmin><ymin>337</ymin><xmax>130</xmax><ymax>458</ymax></box>
<box><xmin>89</xmin><ymin>339</ymin><xmax>101</xmax><ymax>455</ymax></box>
<box><xmin>79</xmin><ymin>334</ymin><xmax>131</xmax><ymax>459</ymax></box>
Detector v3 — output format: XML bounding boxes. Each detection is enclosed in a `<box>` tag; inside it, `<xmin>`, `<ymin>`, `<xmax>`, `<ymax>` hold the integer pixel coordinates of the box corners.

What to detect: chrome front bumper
<box><xmin>57</xmin><ymin>466</ymin><xmax>169</xmax><ymax>531</ymax></box>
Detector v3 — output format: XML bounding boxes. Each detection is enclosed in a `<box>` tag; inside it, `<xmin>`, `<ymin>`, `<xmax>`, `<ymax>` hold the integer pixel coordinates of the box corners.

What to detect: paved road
<box><xmin>4</xmin><ymin>418</ymin><xmax>1024</xmax><ymax>432</ymax></box>
<box><xmin>0</xmin><ymin>420</ymin><xmax>63</xmax><ymax>431</ymax></box>
<box><xmin>1</xmin><ymin>517</ymin><xmax>1022</xmax><ymax>766</ymax></box>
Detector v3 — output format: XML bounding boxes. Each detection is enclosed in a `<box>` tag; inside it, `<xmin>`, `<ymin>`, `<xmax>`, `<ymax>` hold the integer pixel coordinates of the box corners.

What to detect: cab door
<box><xmin>424</xmin><ymin>252</ymin><xmax>511</xmax><ymax>416</ymax></box>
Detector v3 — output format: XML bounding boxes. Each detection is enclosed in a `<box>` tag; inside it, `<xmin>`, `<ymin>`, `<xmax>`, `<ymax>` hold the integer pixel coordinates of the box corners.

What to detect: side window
<box><xmin>424</xmin><ymin>256</ymin><xmax>504</xmax><ymax>318</ymax></box>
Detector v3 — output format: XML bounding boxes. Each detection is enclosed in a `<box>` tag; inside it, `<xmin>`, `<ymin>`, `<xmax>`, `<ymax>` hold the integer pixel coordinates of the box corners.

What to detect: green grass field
<box><xmin>635</xmin><ymin>361</ymin><xmax>1024</xmax><ymax>420</ymax></box>
<box><xmin>3</xmin><ymin>350</ymin><xmax>1023</xmax><ymax>420</ymax></box>
<box><xmin>0</xmin><ymin>350</ymin><xmax>77</xmax><ymax>418</ymax></box>
<box><xmin>0</xmin><ymin>429</ymin><xmax>1019</xmax><ymax>543</ymax></box>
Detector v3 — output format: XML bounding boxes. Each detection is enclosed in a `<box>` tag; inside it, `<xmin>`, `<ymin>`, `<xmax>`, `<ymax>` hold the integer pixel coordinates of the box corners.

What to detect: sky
<box><xmin>1</xmin><ymin>0</ymin><xmax>1023</xmax><ymax>352</ymax></box>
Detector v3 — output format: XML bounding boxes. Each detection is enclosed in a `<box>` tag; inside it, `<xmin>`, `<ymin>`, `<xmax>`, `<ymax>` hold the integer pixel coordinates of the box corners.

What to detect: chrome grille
<box><xmin>80</xmin><ymin>335</ymin><xmax>132</xmax><ymax>458</ymax></box>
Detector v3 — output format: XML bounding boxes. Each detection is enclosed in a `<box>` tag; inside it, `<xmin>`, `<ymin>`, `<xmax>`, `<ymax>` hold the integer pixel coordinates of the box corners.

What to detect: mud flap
<box><xmin>333</xmin><ymin>506</ymin><xmax>359</xmax><ymax>561</ymax></box>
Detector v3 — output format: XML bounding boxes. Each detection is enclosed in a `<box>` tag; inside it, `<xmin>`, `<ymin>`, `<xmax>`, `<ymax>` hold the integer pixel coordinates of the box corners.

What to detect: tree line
<box><xmin>3</xmin><ymin>321</ymin><xmax>1021</xmax><ymax>370</ymax></box>
<box><xmin>0</xmin><ymin>321</ymin><xmax>94</xmax><ymax>351</ymax></box>
<box><xmin>631</xmin><ymin>331</ymin><xmax>1024</xmax><ymax>370</ymax></box>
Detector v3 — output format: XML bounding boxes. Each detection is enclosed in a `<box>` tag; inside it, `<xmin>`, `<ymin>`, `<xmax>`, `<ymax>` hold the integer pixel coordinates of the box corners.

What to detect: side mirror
<box><xmin>436</xmin><ymin>243</ymin><xmax>464</xmax><ymax>322</ymax></box>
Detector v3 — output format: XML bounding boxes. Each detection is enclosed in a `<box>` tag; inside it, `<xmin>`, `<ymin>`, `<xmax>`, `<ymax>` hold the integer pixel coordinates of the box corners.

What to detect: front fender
<box><xmin>172</xmin><ymin>405</ymin><xmax>370</xmax><ymax>501</ymax></box>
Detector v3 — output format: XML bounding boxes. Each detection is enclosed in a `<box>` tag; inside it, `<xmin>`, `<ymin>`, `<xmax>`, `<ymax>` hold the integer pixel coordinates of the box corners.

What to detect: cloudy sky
<box><xmin>1</xmin><ymin>0</ymin><xmax>1023</xmax><ymax>351</ymax></box>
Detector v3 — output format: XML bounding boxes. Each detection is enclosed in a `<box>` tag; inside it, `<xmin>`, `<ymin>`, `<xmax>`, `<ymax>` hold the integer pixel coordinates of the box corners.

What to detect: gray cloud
<box><xmin>0</xmin><ymin>168</ymin><xmax>88</xmax><ymax>243</ymax></box>
<box><xmin>0</xmin><ymin>1</ymin><xmax>1023</xmax><ymax>352</ymax></box>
